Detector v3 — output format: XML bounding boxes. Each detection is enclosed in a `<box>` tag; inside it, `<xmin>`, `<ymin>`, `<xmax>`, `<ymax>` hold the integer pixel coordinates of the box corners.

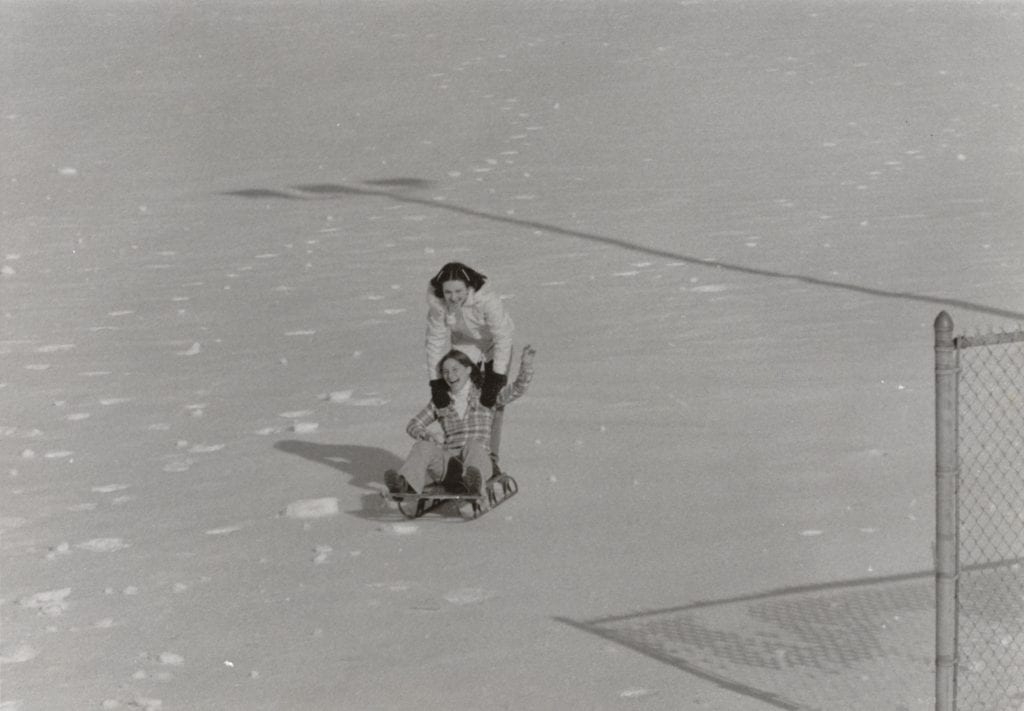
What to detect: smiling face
<box><xmin>441</xmin><ymin>279</ymin><xmax>469</xmax><ymax>309</ymax></box>
<box><xmin>440</xmin><ymin>356</ymin><xmax>472</xmax><ymax>392</ymax></box>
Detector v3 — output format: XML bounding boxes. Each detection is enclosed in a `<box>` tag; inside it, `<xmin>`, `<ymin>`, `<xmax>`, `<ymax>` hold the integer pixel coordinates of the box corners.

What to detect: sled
<box><xmin>381</xmin><ymin>469</ymin><xmax>519</xmax><ymax>521</ymax></box>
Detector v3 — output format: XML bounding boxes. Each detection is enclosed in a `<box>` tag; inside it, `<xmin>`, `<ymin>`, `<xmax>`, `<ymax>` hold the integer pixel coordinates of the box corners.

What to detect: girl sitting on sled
<box><xmin>385</xmin><ymin>344</ymin><xmax>536</xmax><ymax>498</ymax></box>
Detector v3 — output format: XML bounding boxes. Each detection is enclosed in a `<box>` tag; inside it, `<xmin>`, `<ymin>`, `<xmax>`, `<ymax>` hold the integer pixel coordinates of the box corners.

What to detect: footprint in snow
<box><xmin>157</xmin><ymin>652</ymin><xmax>184</xmax><ymax>666</ymax></box>
<box><xmin>188</xmin><ymin>443</ymin><xmax>224</xmax><ymax>454</ymax></box>
<box><xmin>0</xmin><ymin>643</ymin><xmax>39</xmax><ymax>664</ymax></box>
<box><xmin>383</xmin><ymin>522</ymin><xmax>419</xmax><ymax>536</ymax></box>
<box><xmin>0</xmin><ymin>426</ymin><xmax>43</xmax><ymax>438</ymax></box>
<box><xmin>45</xmin><ymin>543</ymin><xmax>71</xmax><ymax>560</ymax></box>
<box><xmin>443</xmin><ymin>587</ymin><xmax>497</xmax><ymax>605</ymax></box>
<box><xmin>283</xmin><ymin>498</ymin><xmax>339</xmax><ymax>519</ymax></box>
<box><xmin>92</xmin><ymin>484</ymin><xmax>129</xmax><ymax>493</ymax></box>
<box><xmin>18</xmin><ymin>588</ymin><xmax>72</xmax><ymax>617</ymax></box>
<box><xmin>68</xmin><ymin>617</ymin><xmax>116</xmax><ymax>633</ymax></box>
<box><xmin>44</xmin><ymin>450</ymin><xmax>74</xmax><ymax>459</ymax></box>
<box><xmin>205</xmin><ymin>525</ymin><xmax>244</xmax><ymax>536</ymax></box>
<box><xmin>77</xmin><ymin>538</ymin><xmax>130</xmax><ymax>552</ymax></box>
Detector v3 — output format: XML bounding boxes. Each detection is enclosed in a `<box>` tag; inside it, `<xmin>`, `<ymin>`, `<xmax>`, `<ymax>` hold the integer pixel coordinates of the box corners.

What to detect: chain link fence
<box><xmin>935</xmin><ymin>312</ymin><xmax>1024</xmax><ymax>711</ymax></box>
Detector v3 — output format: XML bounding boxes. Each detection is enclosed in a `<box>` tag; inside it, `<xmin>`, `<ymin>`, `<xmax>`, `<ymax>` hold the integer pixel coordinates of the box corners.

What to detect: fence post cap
<box><xmin>935</xmin><ymin>310</ymin><xmax>953</xmax><ymax>331</ymax></box>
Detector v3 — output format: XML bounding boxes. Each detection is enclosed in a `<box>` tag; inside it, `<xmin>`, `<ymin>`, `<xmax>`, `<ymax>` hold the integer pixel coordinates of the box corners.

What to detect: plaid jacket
<box><xmin>406</xmin><ymin>367</ymin><xmax>533</xmax><ymax>452</ymax></box>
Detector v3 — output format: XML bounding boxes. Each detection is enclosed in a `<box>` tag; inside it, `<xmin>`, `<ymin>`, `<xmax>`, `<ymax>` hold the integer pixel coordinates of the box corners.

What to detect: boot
<box><xmin>463</xmin><ymin>466</ymin><xmax>484</xmax><ymax>496</ymax></box>
<box><xmin>384</xmin><ymin>469</ymin><xmax>412</xmax><ymax>498</ymax></box>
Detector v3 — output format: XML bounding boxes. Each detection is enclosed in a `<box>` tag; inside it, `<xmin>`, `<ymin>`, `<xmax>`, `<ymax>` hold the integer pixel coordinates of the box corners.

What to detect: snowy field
<box><xmin>2</xmin><ymin>1</ymin><xmax>1024</xmax><ymax>709</ymax></box>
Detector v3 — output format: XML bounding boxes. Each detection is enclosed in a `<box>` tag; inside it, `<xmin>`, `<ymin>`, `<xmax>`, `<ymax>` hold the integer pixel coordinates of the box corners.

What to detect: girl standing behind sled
<box><xmin>386</xmin><ymin>345</ymin><xmax>536</xmax><ymax>497</ymax></box>
<box><xmin>425</xmin><ymin>262</ymin><xmax>514</xmax><ymax>409</ymax></box>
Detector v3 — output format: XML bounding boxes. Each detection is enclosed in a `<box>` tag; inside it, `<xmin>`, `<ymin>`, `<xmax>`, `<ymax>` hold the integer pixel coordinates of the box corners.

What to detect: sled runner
<box><xmin>381</xmin><ymin>467</ymin><xmax>519</xmax><ymax>521</ymax></box>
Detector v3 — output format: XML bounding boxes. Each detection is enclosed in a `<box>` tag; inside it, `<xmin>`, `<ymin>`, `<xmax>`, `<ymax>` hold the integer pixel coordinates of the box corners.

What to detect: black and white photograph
<box><xmin>3</xmin><ymin>1</ymin><xmax>1023</xmax><ymax>709</ymax></box>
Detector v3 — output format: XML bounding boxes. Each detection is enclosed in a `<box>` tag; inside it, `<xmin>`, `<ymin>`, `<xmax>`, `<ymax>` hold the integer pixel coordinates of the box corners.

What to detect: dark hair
<box><xmin>439</xmin><ymin>349</ymin><xmax>484</xmax><ymax>389</ymax></box>
<box><xmin>429</xmin><ymin>262</ymin><xmax>487</xmax><ymax>300</ymax></box>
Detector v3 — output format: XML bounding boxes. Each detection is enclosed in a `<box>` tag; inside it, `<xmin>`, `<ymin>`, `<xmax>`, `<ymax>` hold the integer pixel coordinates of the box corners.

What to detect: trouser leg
<box><xmin>461</xmin><ymin>439</ymin><xmax>494</xmax><ymax>482</ymax></box>
<box><xmin>483</xmin><ymin>357</ymin><xmax>510</xmax><ymax>459</ymax></box>
<box><xmin>489</xmin><ymin>406</ymin><xmax>504</xmax><ymax>460</ymax></box>
<box><xmin>398</xmin><ymin>441</ymin><xmax>445</xmax><ymax>493</ymax></box>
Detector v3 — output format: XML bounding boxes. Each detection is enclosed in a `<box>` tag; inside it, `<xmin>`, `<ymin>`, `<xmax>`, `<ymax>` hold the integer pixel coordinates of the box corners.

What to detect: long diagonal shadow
<box><xmin>224</xmin><ymin>181</ymin><xmax>1024</xmax><ymax>321</ymax></box>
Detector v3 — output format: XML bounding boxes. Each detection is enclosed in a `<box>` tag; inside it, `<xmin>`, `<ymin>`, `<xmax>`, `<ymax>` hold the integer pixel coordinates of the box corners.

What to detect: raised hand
<box><xmin>520</xmin><ymin>344</ymin><xmax>536</xmax><ymax>370</ymax></box>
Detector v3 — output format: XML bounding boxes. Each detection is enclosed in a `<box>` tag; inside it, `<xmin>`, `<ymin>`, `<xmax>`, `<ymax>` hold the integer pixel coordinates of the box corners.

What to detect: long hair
<box><xmin>429</xmin><ymin>262</ymin><xmax>487</xmax><ymax>300</ymax></box>
<box><xmin>439</xmin><ymin>349</ymin><xmax>484</xmax><ymax>389</ymax></box>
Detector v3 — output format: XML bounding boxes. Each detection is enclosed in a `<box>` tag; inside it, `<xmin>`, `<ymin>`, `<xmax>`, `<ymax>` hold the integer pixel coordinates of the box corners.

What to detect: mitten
<box><xmin>429</xmin><ymin>379</ymin><xmax>450</xmax><ymax>408</ymax></box>
<box><xmin>480</xmin><ymin>371</ymin><xmax>507</xmax><ymax>408</ymax></box>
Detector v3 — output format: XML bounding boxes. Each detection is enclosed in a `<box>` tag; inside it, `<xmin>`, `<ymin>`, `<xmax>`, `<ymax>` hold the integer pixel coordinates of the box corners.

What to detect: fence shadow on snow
<box><xmin>557</xmin><ymin>570</ymin><xmax>941</xmax><ymax>711</ymax></box>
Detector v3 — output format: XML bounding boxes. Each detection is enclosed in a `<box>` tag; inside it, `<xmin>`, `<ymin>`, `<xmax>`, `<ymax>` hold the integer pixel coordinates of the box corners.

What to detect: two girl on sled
<box><xmin>384</xmin><ymin>262</ymin><xmax>536</xmax><ymax>500</ymax></box>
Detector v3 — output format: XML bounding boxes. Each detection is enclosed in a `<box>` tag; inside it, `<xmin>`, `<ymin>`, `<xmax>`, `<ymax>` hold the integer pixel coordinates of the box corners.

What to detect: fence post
<box><xmin>934</xmin><ymin>311</ymin><xmax>958</xmax><ymax>711</ymax></box>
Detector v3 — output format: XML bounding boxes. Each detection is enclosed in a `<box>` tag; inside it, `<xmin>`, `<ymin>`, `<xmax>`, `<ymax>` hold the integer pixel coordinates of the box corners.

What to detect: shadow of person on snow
<box><xmin>273</xmin><ymin>440</ymin><xmax>404</xmax><ymax>519</ymax></box>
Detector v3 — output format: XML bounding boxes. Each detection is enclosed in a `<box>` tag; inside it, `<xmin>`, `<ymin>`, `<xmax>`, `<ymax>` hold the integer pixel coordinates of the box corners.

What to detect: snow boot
<box><xmin>384</xmin><ymin>469</ymin><xmax>412</xmax><ymax>498</ymax></box>
<box><xmin>463</xmin><ymin>466</ymin><xmax>484</xmax><ymax>497</ymax></box>
<box><xmin>441</xmin><ymin>457</ymin><xmax>465</xmax><ymax>492</ymax></box>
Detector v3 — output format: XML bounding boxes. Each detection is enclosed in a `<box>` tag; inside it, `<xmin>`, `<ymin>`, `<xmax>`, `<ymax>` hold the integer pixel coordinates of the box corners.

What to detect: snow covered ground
<box><xmin>2</xmin><ymin>1</ymin><xmax>1023</xmax><ymax>709</ymax></box>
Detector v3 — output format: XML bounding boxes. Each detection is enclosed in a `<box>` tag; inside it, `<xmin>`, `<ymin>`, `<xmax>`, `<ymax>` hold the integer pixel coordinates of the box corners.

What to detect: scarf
<box><xmin>450</xmin><ymin>381</ymin><xmax>471</xmax><ymax>418</ymax></box>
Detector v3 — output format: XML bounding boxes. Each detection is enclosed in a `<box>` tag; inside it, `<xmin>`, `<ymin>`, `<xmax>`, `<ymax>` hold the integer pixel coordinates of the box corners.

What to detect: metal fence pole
<box><xmin>934</xmin><ymin>311</ymin><xmax>959</xmax><ymax>711</ymax></box>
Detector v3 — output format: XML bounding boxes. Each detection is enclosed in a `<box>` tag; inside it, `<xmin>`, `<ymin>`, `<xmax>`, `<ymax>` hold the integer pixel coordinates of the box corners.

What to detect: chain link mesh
<box><xmin>956</xmin><ymin>331</ymin><xmax>1024</xmax><ymax>710</ymax></box>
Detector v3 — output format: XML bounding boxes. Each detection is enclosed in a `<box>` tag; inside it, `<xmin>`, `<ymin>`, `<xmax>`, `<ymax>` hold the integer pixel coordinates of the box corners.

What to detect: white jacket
<box><xmin>425</xmin><ymin>283</ymin><xmax>514</xmax><ymax>376</ymax></box>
